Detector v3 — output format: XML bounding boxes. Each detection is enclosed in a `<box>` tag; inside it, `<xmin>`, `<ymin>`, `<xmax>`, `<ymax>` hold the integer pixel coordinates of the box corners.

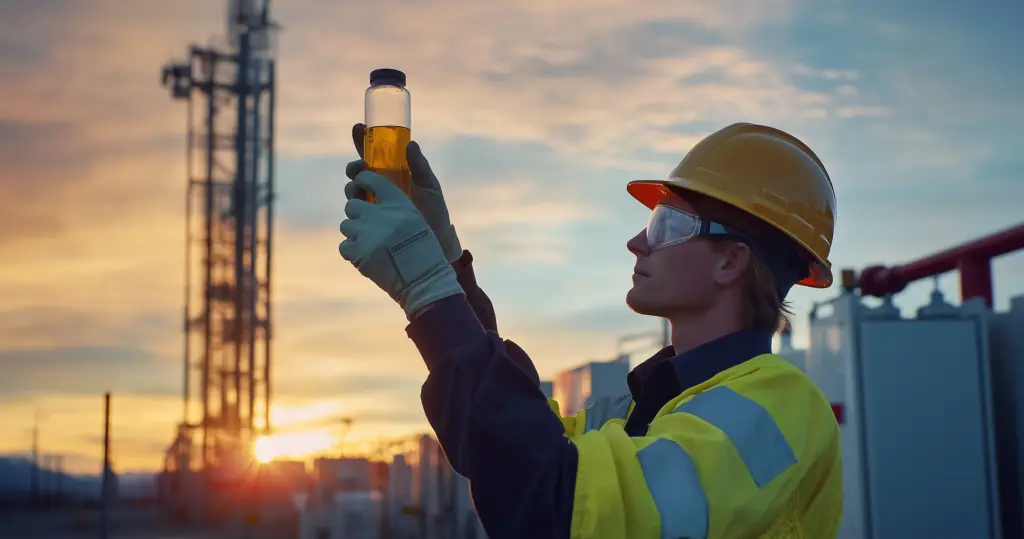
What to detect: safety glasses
<box><xmin>645</xmin><ymin>204</ymin><xmax>737</xmax><ymax>252</ymax></box>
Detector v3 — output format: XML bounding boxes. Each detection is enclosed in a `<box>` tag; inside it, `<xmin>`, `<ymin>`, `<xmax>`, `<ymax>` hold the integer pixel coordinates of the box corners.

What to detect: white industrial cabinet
<box><xmin>804</xmin><ymin>288</ymin><xmax>1004</xmax><ymax>539</ymax></box>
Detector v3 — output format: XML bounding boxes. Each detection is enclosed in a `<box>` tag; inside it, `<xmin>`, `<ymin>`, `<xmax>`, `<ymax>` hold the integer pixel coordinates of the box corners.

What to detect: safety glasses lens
<box><xmin>646</xmin><ymin>205</ymin><xmax>701</xmax><ymax>250</ymax></box>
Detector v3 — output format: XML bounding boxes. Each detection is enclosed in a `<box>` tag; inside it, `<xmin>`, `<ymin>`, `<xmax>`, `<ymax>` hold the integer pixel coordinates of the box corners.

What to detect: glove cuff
<box><xmin>401</xmin><ymin>264</ymin><xmax>465</xmax><ymax>320</ymax></box>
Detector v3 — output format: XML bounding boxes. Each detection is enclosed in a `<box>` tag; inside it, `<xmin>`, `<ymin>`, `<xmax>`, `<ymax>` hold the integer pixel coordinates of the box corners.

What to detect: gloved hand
<box><xmin>338</xmin><ymin>170</ymin><xmax>465</xmax><ymax>320</ymax></box>
<box><xmin>346</xmin><ymin>123</ymin><xmax>463</xmax><ymax>263</ymax></box>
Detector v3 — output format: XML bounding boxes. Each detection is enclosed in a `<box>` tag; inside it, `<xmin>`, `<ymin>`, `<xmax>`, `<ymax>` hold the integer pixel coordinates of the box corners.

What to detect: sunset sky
<box><xmin>2</xmin><ymin>0</ymin><xmax>1022</xmax><ymax>474</ymax></box>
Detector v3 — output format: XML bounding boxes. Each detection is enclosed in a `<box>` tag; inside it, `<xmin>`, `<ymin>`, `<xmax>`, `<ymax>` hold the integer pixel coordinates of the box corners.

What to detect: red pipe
<box><xmin>857</xmin><ymin>222</ymin><xmax>1024</xmax><ymax>307</ymax></box>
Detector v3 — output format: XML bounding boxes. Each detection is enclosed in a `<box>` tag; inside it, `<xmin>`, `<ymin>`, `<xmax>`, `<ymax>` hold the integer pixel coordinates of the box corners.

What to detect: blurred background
<box><xmin>1</xmin><ymin>0</ymin><xmax>1022</xmax><ymax>538</ymax></box>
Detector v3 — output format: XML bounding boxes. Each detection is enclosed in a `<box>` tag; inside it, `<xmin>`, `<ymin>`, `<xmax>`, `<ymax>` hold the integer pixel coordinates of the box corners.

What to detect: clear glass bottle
<box><xmin>364</xmin><ymin>68</ymin><xmax>411</xmax><ymax>202</ymax></box>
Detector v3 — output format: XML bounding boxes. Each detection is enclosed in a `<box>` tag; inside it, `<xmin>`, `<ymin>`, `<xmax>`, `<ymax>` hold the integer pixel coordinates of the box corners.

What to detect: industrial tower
<box><xmin>159</xmin><ymin>0</ymin><xmax>277</xmax><ymax>480</ymax></box>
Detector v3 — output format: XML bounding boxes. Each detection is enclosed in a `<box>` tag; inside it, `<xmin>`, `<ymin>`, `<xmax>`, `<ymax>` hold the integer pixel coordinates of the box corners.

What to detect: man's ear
<box><xmin>713</xmin><ymin>241</ymin><xmax>751</xmax><ymax>287</ymax></box>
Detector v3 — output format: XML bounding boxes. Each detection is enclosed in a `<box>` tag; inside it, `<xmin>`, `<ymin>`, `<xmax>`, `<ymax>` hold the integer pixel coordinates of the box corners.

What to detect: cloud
<box><xmin>270</xmin><ymin>0</ymin><xmax>886</xmax><ymax>165</ymax></box>
<box><xmin>0</xmin><ymin>346</ymin><xmax>178</xmax><ymax>397</ymax></box>
<box><xmin>0</xmin><ymin>0</ymin><xmax>884</xmax><ymax>246</ymax></box>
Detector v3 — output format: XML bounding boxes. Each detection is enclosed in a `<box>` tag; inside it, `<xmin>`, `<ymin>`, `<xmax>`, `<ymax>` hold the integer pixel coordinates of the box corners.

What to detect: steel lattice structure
<box><xmin>160</xmin><ymin>0</ymin><xmax>277</xmax><ymax>474</ymax></box>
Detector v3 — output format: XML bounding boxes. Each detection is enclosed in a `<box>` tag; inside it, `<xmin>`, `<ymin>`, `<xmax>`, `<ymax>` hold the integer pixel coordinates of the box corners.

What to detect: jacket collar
<box><xmin>628</xmin><ymin>328</ymin><xmax>773</xmax><ymax>397</ymax></box>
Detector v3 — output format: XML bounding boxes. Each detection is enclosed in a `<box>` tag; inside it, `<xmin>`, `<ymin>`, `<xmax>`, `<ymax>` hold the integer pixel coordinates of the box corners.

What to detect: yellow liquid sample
<box><xmin>363</xmin><ymin>125</ymin><xmax>411</xmax><ymax>203</ymax></box>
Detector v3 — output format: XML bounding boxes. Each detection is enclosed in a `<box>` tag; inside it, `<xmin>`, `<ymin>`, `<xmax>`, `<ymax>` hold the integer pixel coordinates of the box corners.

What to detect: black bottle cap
<box><xmin>370</xmin><ymin>68</ymin><xmax>406</xmax><ymax>87</ymax></box>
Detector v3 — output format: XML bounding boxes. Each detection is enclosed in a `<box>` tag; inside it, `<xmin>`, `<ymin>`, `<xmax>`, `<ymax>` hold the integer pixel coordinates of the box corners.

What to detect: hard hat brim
<box><xmin>627</xmin><ymin>179</ymin><xmax>834</xmax><ymax>289</ymax></box>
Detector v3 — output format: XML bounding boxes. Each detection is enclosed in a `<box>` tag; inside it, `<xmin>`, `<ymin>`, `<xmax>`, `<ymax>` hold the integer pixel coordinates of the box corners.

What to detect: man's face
<box><xmin>625</xmin><ymin>191</ymin><xmax>728</xmax><ymax>318</ymax></box>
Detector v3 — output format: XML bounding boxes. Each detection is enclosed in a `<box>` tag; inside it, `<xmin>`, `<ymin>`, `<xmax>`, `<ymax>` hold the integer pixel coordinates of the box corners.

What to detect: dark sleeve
<box><xmin>407</xmin><ymin>295</ymin><xmax>576</xmax><ymax>539</ymax></box>
<box><xmin>452</xmin><ymin>250</ymin><xmax>498</xmax><ymax>333</ymax></box>
<box><xmin>451</xmin><ymin>250</ymin><xmax>541</xmax><ymax>386</ymax></box>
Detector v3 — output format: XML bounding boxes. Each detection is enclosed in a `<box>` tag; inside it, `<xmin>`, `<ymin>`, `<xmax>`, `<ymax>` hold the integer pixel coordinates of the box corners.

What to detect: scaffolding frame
<box><xmin>160</xmin><ymin>0</ymin><xmax>277</xmax><ymax>474</ymax></box>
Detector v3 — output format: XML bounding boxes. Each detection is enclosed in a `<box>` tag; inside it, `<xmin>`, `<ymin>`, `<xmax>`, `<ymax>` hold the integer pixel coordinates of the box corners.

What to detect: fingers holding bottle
<box><xmin>345</xmin><ymin>159</ymin><xmax>369</xmax><ymax>200</ymax></box>
<box><xmin>401</xmin><ymin>141</ymin><xmax>462</xmax><ymax>263</ymax></box>
<box><xmin>351</xmin><ymin>123</ymin><xmax>366</xmax><ymax>158</ymax></box>
<box><xmin>407</xmin><ymin>141</ymin><xmax>442</xmax><ymax>191</ymax></box>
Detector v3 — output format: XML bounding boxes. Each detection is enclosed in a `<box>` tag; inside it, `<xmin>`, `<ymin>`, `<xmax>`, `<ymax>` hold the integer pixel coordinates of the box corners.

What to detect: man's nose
<box><xmin>626</xmin><ymin>229</ymin><xmax>649</xmax><ymax>256</ymax></box>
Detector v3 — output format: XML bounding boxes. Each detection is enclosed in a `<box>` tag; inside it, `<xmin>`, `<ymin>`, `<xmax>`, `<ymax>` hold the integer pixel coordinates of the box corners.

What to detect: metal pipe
<box><xmin>183</xmin><ymin>80</ymin><xmax>194</xmax><ymax>430</ymax></box>
<box><xmin>100</xmin><ymin>392</ymin><xmax>111</xmax><ymax>539</ymax></box>
<box><xmin>201</xmin><ymin>49</ymin><xmax>216</xmax><ymax>467</ymax></box>
<box><xmin>233</xmin><ymin>21</ymin><xmax>250</xmax><ymax>437</ymax></box>
<box><xmin>264</xmin><ymin>59</ymin><xmax>275</xmax><ymax>435</ymax></box>
<box><xmin>248</xmin><ymin>57</ymin><xmax>260</xmax><ymax>433</ymax></box>
<box><xmin>31</xmin><ymin>409</ymin><xmax>40</xmax><ymax>509</ymax></box>
<box><xmin>858</xmin><ymin>222</ymin><xmax>1024</xmax><ymax>307</ymax></box>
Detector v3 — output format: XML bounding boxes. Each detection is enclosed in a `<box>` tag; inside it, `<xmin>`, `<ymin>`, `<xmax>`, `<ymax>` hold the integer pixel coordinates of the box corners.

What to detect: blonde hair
<box><xmin>744</xmin><ymin>250</ymin><xmax>795</xmax><ymax>333</ymax></box>
<box><xmin>689</xmin><ymin>191</ymin><xmax>799</xmax><ymax>334</ymax></box>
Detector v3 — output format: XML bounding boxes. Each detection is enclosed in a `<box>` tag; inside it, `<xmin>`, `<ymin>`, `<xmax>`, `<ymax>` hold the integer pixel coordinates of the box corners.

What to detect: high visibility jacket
<box><xmin>408</xmin><ymin>251</ymin><xmax>843</xmax><ymax>539</ymax></box>
<box><xmin>552</xmin><ymin>353</ymin><xmax>843</xmax><ymax>538</ymax></box>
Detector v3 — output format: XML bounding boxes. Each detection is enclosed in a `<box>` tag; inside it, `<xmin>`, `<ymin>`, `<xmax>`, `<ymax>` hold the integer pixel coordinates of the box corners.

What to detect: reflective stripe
<box><xmin>637</xmin><ymin>439</ymin><xmax>709</xmax><ymax>539</ymax></box>
<box><xmin>583</xmin><ymin>393</ymin><xmax>633</xmax><ymax>432</ymax></box>
<box><xmin>674</xmin><ymin>386</ymin><xmax>796</xmax><ymax>488</ymax></box>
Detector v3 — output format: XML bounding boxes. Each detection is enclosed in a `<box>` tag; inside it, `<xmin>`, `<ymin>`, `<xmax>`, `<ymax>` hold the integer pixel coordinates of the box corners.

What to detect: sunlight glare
<box><xmin>253</xmin><ymin>430</ymin><xmax>338</xmax><ymax>463</ymax></box>
<box><xmin>269</xmin><ymin>402</ymin><xmax>344</xmax><ymax>428</ymax></box>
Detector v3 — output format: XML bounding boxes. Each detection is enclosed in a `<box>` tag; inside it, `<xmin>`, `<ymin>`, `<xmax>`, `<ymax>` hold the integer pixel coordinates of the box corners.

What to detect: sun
<box><xmin>253</xmin><ymin>436</ymin><xmax>277</xmax><ymax>464</ymax></box>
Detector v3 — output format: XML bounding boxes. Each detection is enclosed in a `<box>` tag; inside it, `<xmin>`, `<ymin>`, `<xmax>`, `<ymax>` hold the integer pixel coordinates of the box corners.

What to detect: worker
<box><xmin>338</xmin><ymin>122</ymin><xmax>843</xmax><ymax>539</ymax></box>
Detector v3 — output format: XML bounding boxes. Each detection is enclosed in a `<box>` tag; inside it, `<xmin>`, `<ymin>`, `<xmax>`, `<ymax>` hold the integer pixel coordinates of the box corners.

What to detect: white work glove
<box><xmin>347</xmin><ymin>123</ymin><xmax>463</xmax><ymax>263</ymax></box>
<box><xmin>338</xmin><ymin>170</ymin><xmax>465</xmax><ymax>320</ymax></box>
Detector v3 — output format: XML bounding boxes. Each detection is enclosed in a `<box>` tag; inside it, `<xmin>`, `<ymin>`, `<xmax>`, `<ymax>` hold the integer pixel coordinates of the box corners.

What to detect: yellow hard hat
<box><xmin>627</xmin><ymin>122</ymin><xmax>837</xmax><ymax>288</ymax></box>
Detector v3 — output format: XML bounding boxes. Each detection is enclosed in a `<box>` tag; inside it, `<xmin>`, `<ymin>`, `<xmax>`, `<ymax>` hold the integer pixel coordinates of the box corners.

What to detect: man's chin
<box><xmin>625</xmin><ymin>289</ymin><xmax>659</xmax><ymax>316</ymax></box>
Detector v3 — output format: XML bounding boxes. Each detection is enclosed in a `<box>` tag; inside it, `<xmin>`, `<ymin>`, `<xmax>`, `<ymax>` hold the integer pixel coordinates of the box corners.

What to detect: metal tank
<box><xmin>824</xmin><ymin>222</ymin><xmax>1024</xmax><ymax>539</ymax></box>
<box><xmin>988</xmin><ymin>295</ymin><xmax>1024</xmax><ymax>539</ymax></box>
<box><xmin>804</xmin><ymin>286</ymin><xmax>1005</xmax><ymax>539</ymax></box>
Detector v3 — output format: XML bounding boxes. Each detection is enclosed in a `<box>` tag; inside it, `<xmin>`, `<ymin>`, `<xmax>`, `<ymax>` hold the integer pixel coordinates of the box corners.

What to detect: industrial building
<box><xmin>552</xmin><ymin>355</ymin><xmax>631</xmax><ymax>416</ymax></box>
